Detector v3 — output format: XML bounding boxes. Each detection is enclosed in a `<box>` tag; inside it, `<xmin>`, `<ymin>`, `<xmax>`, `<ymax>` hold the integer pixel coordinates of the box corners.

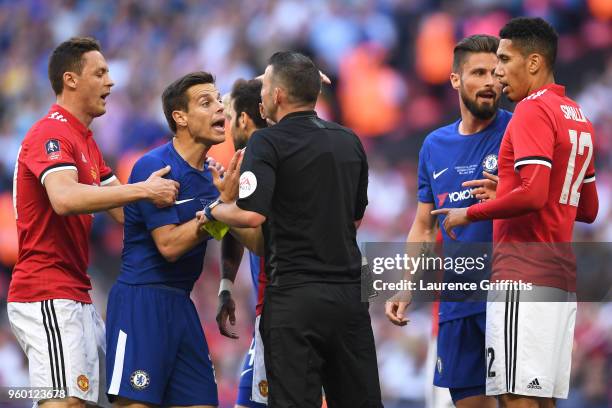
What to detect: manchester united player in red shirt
<box><xmin>433</xmin><ymin>18</ymin><xmax>598</xmax><ymax>408</ymax></box>
<box><xmin>7</xmin><ymin>37</ymin><xmax>178</xmax><ymax>408</ymax></box>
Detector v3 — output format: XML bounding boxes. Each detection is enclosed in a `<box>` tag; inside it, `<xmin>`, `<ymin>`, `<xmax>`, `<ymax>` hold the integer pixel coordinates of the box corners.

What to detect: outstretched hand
<box><xmin>206</xmin><ymin>157</ymin><xmax>225</xmax><ymax>179</ymax></box>
<box><xmin>430</xmin><ymin>207</ymin><xmax>471</xmax><ymax>240</ymax></box>
<box><xmin>462</xmin><ymin>171</ymin><xmax>498</xmax><ymax>202</ymax></box>
<box><xmin>210</xmin><ymin>149</ymin><xmax>244</xmax><ymax>202</ymax></box>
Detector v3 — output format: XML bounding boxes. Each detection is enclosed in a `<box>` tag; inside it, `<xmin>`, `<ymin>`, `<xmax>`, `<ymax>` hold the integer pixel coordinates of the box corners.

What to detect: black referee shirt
<box><xmin>237</xmin><ymin>110</ymin><xmax>368</xmax><ymax>286</ymax></box>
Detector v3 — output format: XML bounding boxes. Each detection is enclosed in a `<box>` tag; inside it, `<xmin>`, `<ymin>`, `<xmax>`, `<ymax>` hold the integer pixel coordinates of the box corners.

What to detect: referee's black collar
<box><xmin>279</xmin><ymin>110</ymin><xmax>317</xmax><ymax>123</ymax></box>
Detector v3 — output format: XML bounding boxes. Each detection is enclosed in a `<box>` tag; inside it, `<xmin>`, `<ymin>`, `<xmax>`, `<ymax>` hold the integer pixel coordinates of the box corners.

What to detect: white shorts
<box><xmin>252</xmin><ymin>314</ymin><xmax>268</xmax><ymax>404</ymax></box>
<box><xmin>485</xmin><ymin>286</ymin><xmax>576</xmax><ymax>399</ymax></box>
<box><xmin>7</xmin><ymin>299</ymin><xmax>108</xmax><ymax>406</ymax></box>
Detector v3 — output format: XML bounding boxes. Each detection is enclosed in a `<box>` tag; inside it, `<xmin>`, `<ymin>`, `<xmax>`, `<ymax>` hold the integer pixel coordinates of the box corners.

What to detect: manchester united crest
<box><xmin>77</xmin><ymin>374</ymin><xmax>89</xmax><ymax>392</ymax></box>
<box><xmin>258</xmin><ymin>380</ymin><xmax>269</xmax><ymax>397</ymax></box>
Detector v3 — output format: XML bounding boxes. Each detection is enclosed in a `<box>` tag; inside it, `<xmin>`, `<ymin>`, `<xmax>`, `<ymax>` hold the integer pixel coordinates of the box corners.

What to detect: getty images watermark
<box><xmin>370</xmin><ymin>252</ymin><xmax>532</xmax><ymax>292</ymax></box>
<box><xmin>361</xmin><ymin>242</ymin><xmax>612</xmax><ymax>302</ymax></box>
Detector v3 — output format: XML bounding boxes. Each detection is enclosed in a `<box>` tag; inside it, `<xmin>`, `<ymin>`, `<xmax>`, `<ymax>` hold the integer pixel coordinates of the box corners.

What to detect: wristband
<box><xmin>218</xmin><ymin>278</ymin><xmax>234</xmax><ymax>295</ymax></box>
<box><xmin>204</xmin><ymin>198</ymin><xmax>224</xmax><ymax>222</ymax></box>
<box><xmin>204</xmin><ymin>203</ymin><xmax>216</xmax><ymax>221</ymax></box>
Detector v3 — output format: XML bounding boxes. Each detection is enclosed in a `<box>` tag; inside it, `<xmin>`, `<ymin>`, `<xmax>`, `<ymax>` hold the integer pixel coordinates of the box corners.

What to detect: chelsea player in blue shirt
<box><xmin>386</xmin><ymin>35</ymin><xmax>509</xmax><ymax>408</ymax></box>
<box><xmin>105</xmin><ymin>72</ymin><xmax>242</xmax><ymax>408</ymax></box>
<box><xmin>219</xmin><ymin>79</ymin><xmax>269</xmax><ymax>408</ymax></box>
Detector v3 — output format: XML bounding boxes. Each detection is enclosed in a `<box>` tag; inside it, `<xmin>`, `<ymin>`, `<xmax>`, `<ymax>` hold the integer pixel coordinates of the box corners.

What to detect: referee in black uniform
<box><xmin>201</xmin><ymin>51</ymin><xmax>383</xmax><ymax>408</ymax></box>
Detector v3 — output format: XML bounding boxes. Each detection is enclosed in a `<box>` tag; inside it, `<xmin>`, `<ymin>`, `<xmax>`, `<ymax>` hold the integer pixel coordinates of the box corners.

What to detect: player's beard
<box><xmin>233</xmin><ymin>135</ymin><xmax>247</xmax><ymax>150</ymax></box>
<box><xmin>232</xmin><ymin>124</ymin><xmax>248</xmax><ymax>150</ymax></box>
<box><xmin>460</xmin><ymin>88</ymin><xmax>499</xmax><ymax>120</ymax></box>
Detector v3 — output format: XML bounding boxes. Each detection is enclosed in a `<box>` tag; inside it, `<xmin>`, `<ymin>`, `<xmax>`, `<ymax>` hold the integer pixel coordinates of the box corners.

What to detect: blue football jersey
<box><xmin>249</xmin><ymin>252</ymin><xmax>261</xmax><ymax>299</ymax></box>
<box><xmin>119</xmin><ymin>142</ymin><xmax>219</xmax><ymax>291</ymax></box>
<box><xmin>418</xmin><ymin>109</ymin><xmax>511</xmax><ymax>322</ymax></box>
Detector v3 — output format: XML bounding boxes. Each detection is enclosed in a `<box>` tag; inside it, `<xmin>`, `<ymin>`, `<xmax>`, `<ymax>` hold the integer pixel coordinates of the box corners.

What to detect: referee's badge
<box><xmin>239</xmin><ymin>171</ymin><xmax>257</xmax><ymax>199</ymax></box>
<box><xmin>130</xmin><ymin>370</ymin><xmax>150</xmax><ymax>390</ymax></box>
<box><xmin>482</xmin><ymin>154</ymin><xmax>498</xmax><ymax>173</ymax></box>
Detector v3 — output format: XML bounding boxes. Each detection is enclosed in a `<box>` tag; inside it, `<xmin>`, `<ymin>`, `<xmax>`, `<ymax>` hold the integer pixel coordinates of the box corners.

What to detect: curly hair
<box><xmin>499</xmin><ymin>17</ymin><xmax>558</xmax><ymax>69</ymax></box>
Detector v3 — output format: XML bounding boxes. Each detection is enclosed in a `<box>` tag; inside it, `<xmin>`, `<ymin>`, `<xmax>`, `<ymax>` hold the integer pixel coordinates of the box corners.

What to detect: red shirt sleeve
<box><xmin>467</xmin><ymin>164</ymin><xmax>551</xmax><ymax>221</ymax></box>
<box><xmin>576</xmin><ymin>179</ymin><xmax>598</xmax><ymax>223</ymax></box>
<box><xmin>511</xmin><ymin>100</ymin><xmax>556</xmax><ymax>171</ymax></box>
<box><xmin>25</xmin><ymin>122</ymin><xmax>77</xmax><ymax>185</ymax></box>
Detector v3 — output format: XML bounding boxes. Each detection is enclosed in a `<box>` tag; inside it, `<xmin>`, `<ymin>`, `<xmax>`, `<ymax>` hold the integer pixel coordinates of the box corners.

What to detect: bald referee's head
<box><xmin>261</xmin><ymin>51</ymin><xmax>320</xmax><ymax>122</ymax></box>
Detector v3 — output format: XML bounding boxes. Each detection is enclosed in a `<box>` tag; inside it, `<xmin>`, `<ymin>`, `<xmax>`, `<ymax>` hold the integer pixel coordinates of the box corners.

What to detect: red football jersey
<box><xmin>492</xmin><ymin>84</ymin><xmax>596</xmax><ymax>290</ymax></box>
<box><xmin>9</xmin><ymin>104</ymin><xmax>115</xmax><ymax>303</ymax></box>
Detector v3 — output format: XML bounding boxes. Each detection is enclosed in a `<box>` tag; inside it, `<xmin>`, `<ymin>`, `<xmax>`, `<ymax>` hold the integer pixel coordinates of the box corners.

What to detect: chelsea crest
<box><xmin>482</xmin><ymin>154</ymin><xmax>498</xmax><ymax>173</ymax></box>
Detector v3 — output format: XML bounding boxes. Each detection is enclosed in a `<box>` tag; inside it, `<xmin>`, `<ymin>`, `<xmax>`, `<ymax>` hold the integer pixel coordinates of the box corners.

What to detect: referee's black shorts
<box><xmin>260</xmin><ymin>282</ymin><xmax>383</xmax><ymax>408</ymax></box>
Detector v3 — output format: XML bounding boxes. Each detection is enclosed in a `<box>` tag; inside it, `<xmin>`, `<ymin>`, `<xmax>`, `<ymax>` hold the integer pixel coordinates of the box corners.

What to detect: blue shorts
<box><xmin>236</xmin><ymin>335</ymin><xmax>266</xmax><ymax>407</ymax></box>
<box><xmin>105</xmin><ymin>283</ymin><xmax>218</xmax><ymax>406</ymax></box>
<box><xmin>434</xmin><ymin>312</ymin><xmax>486</xmax><ymax>400</ymax></box>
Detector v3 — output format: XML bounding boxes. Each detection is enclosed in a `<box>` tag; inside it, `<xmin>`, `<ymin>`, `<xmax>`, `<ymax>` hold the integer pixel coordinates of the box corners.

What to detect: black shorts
<box><xmin>260</xmin><ymin>282</ymin><xmax>383</xmax><ymax>408</ymax></box>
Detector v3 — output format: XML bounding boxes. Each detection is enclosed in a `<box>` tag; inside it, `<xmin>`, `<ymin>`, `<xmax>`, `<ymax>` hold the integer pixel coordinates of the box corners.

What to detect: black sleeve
<box><xmin>355</xmin><ymin>136</ymin><xmax>368</xmax><ymax>220</ymax></box>
<box><xmin>236</xmin><ymin>130</ymin><xmax>277</xmax><ymax>217</ymax></box>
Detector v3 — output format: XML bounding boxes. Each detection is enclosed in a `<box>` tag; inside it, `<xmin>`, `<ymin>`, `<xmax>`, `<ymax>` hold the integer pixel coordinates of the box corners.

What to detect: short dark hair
<box><xmin>231</xmin><ymin>79</ymin><xmax>267</xmax><ymax>129</ymax></box>
<box><xmin>48</xmin><ymin>37</ymin><xmax>101</xmax><ymax>95</ymax></box>
<box><xmin>162</xmin><ymin>71</ymin><xmax>215</xmax><ymax>133</ymax></box>
<box><xmin>453</xmin><ymin>35</ymin><xmax>500</xmax><ymax>72</ymax></box>
<box><xmin>499</xmin><ymin>17</ymin><xmax>558</xmax><ymax>69</ymax></box>
<box><xmin>268</xmin><ymin>51</ymin><xmax>320</xmax><ymax>105</ymax></box>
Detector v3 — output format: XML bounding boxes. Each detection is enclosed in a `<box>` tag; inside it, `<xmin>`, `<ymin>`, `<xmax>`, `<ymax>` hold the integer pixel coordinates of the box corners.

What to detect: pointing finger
<box><xmin>483</xmin><ymin>171</ymin><xmax>499</xmax><ymax>182</ymax></box>
<box><xmin>431</xmin><ymin>208</ymin><xmax>450</xmax><ymax>216</ymax></box>
<box><xmin>462</xmin><ymin>179</ymin><xmax>486</xmax><ymax>188</ymax></box>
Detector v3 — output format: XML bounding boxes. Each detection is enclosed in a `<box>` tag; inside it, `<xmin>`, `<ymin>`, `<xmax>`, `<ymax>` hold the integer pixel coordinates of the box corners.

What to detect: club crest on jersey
<box><xmin>258</xmin><ymin>380</ymin><xmax>269</xmax><ymax>397</ymax></box>
<box><xmin>239</xmin><ymin>171</ymin><xmax>257</xmax><ymax>199</ymax></box>
<box><xmin>482</xmin><ymin>154</ymin><xmax>498</xmax><ymax>173</ymax></box>
<box><xmin>45</xmin><ymin>139</ymin><xmax>61</xmax><ymax>160</ymax></box>
<box><xmin>77</xmin><ymin>374</ymin><xmax>89</xmax><ymax>391</ymax></box>
<box><xmin>130</xmin><ymin>370</ymin><xmax>150</xmax><ymax>390</ymax></box>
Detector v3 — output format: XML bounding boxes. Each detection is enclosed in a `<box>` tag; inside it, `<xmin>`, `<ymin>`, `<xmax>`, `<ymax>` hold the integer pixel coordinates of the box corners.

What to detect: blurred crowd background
<box><xmin>0</xmin><ymin>0</ymin><xmax>610</xmax><ymax>407</ymax></box>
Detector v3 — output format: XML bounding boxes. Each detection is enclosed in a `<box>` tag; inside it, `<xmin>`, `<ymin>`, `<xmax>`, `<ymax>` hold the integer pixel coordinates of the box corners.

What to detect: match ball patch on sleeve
<box><xmin>239</xmin><ymin>171</ymin><xmax>257</xmax><ymax>199</ymax></box>
<box><xmin>45</xmin><ymin>139</ymin><xmax>62</xmax><ymax>160</ymax></box>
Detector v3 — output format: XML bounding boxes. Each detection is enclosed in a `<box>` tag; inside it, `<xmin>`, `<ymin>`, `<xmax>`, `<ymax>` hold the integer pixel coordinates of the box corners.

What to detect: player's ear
<box><xmin>273</xmin><ymin>87</ymin><xmax>281</xmax><ymax>106</ymax></box>
<box><xmin>527</xmin><ymin>53</ymin><xmax>542</xmax><ymax>75</ymax></box>
<box><xmin>172</xmin><ymin>110</ymin><xmax>187</xmax><ymax>129</ymax></box>
<box><xmin>450</xmin><ymin>71</ymin><xmax>461</xmax><ymax>90</ymax></box>
<box><xmin>239</xmin><ymin>111</ymin><xmax>249</xmax><ymax>130</ymax></box>
<box><xmin>63</xmin><ymin>72</ymin><xmax>78</xmax><ymax>91</ymax></box>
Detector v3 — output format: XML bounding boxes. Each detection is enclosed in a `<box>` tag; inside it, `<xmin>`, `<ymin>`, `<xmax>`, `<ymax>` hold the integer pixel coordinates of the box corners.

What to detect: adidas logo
<box><xmin>527</xmin><ymin>378</ymin><xmax>542</xmax><ymax>390</ymax></box>
<box><xmin>48</xmin><ymin>112</ymin><xmax>67</xmax><ymax>123</ymax></box>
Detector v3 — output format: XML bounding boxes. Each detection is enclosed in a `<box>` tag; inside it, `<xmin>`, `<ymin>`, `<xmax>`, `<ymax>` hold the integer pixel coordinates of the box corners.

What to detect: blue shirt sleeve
<box><xmin>417</xmin><ymin>141</ymin><xmax>434</xmax><ymax>204</ymax></box>
<box><xmin>130</xmin><ymin>154</ymin><xmax>180</xmax><ymax>231</ymax></box>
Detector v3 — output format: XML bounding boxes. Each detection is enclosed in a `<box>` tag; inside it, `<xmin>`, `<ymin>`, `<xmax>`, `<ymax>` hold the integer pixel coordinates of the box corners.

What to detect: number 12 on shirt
<box><xmin>559</xmin><ymin>129</ymin><xmax>593</xmax><ymax>207</ymax></box>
